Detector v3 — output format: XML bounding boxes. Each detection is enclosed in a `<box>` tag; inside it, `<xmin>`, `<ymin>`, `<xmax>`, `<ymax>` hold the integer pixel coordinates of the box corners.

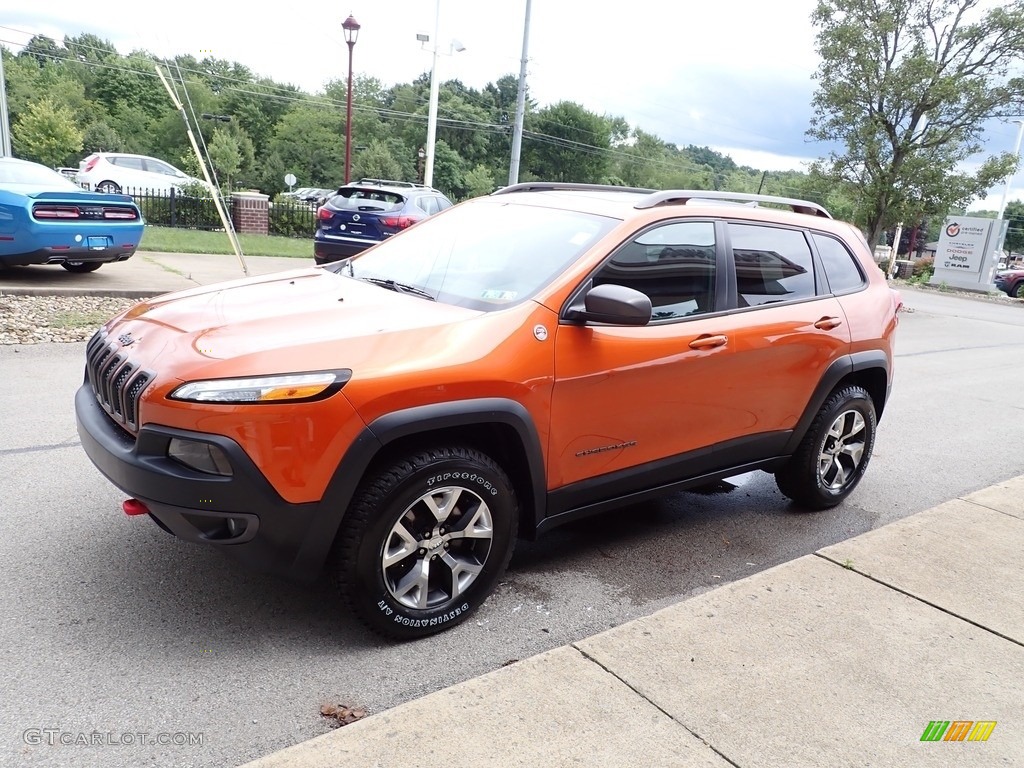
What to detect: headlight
<box><xmin>169</xmin><ymin>370</ymin><xmax>350</xmax><ymax>403</ymax></box>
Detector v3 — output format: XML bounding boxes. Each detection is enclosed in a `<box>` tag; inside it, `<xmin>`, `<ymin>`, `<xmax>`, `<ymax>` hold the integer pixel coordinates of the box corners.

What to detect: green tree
<box><xmin>526</xmin><ymin>101</ymin><xmax>610</xmax><ymax>182</ymax></box>
<box><xmin>207</xmin><ymin>127</ymin><xmax>242</xmax><ymax>189</ymax></box>
<box><xmin>808</xmin><ymin>0</ymin><xmax>1024</xmax><ymax>248</ymax></box>
<box><xmin>1004</xmin><ymin>200</ymin><xmax>1024</xmax><ymax>255</ymax></box>
<box><xmin>82</xmin><ymin>121</ymin><xmax>125</xmax><ymax>153</ymax></box>
<box><xmin>354</xmin><ymin>139</ymin><xmax>403</xmax><ymax>181</ymax></box>
<box><xmin>17</xmin><ymin>34</ymin><xmax>65</xmax><ymax>67</ymax></box>
<box><xmin>464</xmin><ymin>164</ymin><xmax>496</xmax><ymax>199</ymax></box>
<box><xmin>12</xmin><ymin>98</ymin><xmax>83</xmax><ymax>167</ymax></box>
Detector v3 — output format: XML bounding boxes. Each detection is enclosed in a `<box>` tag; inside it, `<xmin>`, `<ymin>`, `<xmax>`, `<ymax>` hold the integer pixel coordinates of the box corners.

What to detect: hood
<box><xmin>108</xmin><ymin>267</ymin><xmax>484</xmax><ymax>380</ymax></box>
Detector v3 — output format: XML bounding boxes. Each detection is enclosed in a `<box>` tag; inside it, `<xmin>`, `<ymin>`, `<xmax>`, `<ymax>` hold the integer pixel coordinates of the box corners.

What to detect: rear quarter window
<box><xmin>812</xmin><ymin>233</ymin><xmax>865</xmax><ymax>294</ymax></box>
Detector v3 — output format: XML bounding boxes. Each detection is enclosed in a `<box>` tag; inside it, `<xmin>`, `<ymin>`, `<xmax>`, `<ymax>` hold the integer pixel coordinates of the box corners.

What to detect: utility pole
<box><xmin>155</xmin><ymin>64</ymin><xmax>248</xmax><ymax>276</ymax></box>
<box><xmin>507</xmin><ymin>0</ymin><xmax>532</xmax><ymax>186</ymax></box>
<box><xmin>0</xmin><ymin>50</ymin><xmax>13</xmax><ymax>157</ymax></box>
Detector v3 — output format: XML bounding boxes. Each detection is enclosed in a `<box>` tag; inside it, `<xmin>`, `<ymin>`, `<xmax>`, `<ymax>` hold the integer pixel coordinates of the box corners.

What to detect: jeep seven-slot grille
<box><xmin>85</xmin><ymin>331</ymin><xmax>152</xmax><ymax>432</ymax></box>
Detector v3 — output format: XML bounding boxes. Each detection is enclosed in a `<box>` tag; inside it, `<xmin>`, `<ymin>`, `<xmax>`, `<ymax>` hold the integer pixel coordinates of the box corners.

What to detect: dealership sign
<box><xmin>930</xmin><ymin>216</ymin><xmax>1002</xmax><ymax>290</ymax></box>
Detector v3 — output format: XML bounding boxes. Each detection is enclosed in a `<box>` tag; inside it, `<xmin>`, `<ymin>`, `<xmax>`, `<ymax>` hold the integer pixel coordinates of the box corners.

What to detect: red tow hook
<box><xmin>122</xmin><ymin>498</ymin><xmax>150</xmax><ymax>516</ymax></box>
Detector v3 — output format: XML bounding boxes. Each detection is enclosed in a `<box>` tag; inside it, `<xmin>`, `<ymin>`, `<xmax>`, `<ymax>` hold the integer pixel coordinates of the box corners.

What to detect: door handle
<box><xmin>688</xmin><ymin>334</ymin><xmax>728</xmax><ymax>350</ymax></box>
<box><xmin>813</xmin><ymin>317</ymin><xmax>843</xmax><ymax>330</ymax></box>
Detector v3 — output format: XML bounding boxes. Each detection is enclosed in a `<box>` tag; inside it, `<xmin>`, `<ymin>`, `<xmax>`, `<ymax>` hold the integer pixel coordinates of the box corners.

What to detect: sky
<box><xmin>1</xmin><ymin>0</ymin><xmax>1022</xmax><ymax>205</ymax></box>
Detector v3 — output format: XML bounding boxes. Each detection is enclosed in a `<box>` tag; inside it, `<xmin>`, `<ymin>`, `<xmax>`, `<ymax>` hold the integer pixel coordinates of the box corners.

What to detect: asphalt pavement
<box><xmin>2</xmin><ymin>252</ymin><xmax>1023</xmax><ymax>767</ymax></box>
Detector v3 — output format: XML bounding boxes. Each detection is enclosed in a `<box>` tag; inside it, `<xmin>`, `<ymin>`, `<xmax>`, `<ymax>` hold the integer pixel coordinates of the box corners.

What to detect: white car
<box><xmin>77</xmin><ymin>153</ymin><xmax>204</xmax><ymax>195</ymax></box>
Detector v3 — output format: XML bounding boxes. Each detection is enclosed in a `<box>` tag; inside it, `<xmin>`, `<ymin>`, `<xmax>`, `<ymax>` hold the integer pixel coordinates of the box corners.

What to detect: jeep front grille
<box><xmin>85</xmin><ymin>331</ymin><xmax>152</xmax><ymax>432</ymax></box>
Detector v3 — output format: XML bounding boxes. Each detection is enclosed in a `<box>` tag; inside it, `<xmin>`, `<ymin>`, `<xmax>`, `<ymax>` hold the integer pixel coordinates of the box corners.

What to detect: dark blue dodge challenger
<box><xmin>0</xmin><ymin>157</ymin><xmax>144</xmax><ymax>273</ymax></box>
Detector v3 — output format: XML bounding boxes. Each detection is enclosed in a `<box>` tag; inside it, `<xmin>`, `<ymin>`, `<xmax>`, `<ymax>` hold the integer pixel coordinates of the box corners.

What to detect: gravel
<box><xmin>0</xmin><ymin>295</ymin><xmax>138</xmax><ymax>345</ymax></box>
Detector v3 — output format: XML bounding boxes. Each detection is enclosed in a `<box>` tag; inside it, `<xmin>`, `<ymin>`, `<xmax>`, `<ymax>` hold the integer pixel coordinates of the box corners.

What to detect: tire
<box><xmin>1012</xmin><ymin>282</ymin><xmax>1024</xmax><ymax>299</ymax></box>
<box><xmin>775</xmin><ymin>385</ymin><xmax>876</xmax><ymax>510</ymax></box>
<box><xmin>96</xmin><ymin>180</ymin><xmax>121</xmax><ymax>194</ymax></box>
<box><xmin>333</xmin><ymin>446</ymin><xmax>518</xmax><ymax>640</ymax></box>
<box><xmin>61</xmin><ymin>261</ymin><xmax>103</xmax><ymax>273</ymax></box>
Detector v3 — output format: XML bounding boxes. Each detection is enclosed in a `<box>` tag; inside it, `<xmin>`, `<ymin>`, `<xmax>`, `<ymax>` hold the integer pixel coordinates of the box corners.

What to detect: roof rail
<box><xmin>634</xmin><ymin>190</ymin><xmax>832</xmax><ymax>218</ymax></box>
<box><xmin>355</xmin><ymin>178</ymin><xmax>432</xmax><ymax>189</ymax></box>
<box><xmin>492</xmin><ymin>182</ymin><xmax>658</xmax><ymax>196</ymax></box>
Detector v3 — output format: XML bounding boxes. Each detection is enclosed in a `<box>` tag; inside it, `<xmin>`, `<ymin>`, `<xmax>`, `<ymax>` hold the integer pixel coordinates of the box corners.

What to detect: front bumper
<box><xmin>75</xmin><ymin>384</ymin><xmax>324</xmax><ymax>580</ymax></box>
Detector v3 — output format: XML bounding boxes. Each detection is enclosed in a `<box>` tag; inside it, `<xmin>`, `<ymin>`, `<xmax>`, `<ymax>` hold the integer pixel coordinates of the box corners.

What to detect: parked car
<box><xmin>0</xmin><ymin>157</ymin><xmax>143</xmax><ymax>272</ymax></box>
<box><xmin>77</xmin><ymin>152</ymin><xmax>204</xmax><ymax>195</ymax></box>
<box><xmin>76</xmin><ymin>184</ymin><xmax>900</xmax><ymax>639</ymax></box>
<box><xmin>995</xmin><ymin>267</ymin><xmax>1024</xmax><ymax>298</ymax></box>
<box><xmin>313</xmin><ymin>179</ymin><xmax>453</xmax><ymax>264</ymax></box>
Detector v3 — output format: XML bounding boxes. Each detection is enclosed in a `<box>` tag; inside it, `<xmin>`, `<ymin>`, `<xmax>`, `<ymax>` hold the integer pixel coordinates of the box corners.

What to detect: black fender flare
<box><xmin>783</xmin><ymin>350</ymin><xmax>890</xmax><ymax>455</ymax></box>
<box><xmin>290</xmin><ymin>398</ymin><xmax>547</xmax><ymax>578</ymax></box>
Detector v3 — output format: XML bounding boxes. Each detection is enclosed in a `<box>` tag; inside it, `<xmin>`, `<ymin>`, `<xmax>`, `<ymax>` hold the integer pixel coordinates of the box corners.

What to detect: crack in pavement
<box><xmin>0</xmin><ymin>441</ymin><xmax>82</xmax><ymax>457</ymax></box>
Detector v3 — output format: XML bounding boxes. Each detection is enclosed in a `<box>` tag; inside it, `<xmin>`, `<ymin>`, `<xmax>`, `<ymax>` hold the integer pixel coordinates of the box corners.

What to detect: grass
<box><xmin>138</xmin><ymin>226</ymin><xmax>312</xmax><ymax>259</ymax></box>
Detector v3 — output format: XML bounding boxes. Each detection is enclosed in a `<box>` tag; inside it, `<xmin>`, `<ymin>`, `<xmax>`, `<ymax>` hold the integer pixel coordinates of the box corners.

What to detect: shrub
<box><xmin>268</xmin><ymin>194</ymin><xmax>317</xmax><ymax>238</ymax></box>
<box><xmin>910</xmin><ymin>256</ymin><xmax>934</xmax><ymax>284</ymax></box>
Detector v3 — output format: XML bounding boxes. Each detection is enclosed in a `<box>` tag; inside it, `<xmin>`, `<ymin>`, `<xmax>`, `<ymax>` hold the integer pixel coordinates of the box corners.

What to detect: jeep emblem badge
<box><xmin>533</xmin><ymin>325</ymin><xmax>548</xmax><ymax>341</ymax></box>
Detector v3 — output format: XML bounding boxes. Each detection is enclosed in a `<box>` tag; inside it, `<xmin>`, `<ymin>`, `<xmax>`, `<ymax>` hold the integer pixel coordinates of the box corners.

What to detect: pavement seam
<box><xmin>570</xmin><ymin>644</ymin><xmax>744</xmax><ymax>768</ymax></box>
<box><xmin>0</xmin><ymin>441</ymin><xmax>82</xmax><ymax>456</ymax></box>
<box><xmin>956</xmin><ymin>494</ymin><xmax>1024</xmax><ymax>522</ymax></box>
<box><xmin>812</xmin><ymin>551</ymin><xmax>1024</xmax><ymax>649</ymax></box>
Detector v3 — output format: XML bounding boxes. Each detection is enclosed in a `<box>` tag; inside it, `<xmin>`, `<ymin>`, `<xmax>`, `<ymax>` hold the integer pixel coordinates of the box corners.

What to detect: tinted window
<box><xmin>419</xmin><ymin>196</ymin><xmax>439</xmax><ymax>215</ymax></box>
<box><xmin>111</xmin><ymin>157</ymin><xmax>144</xmax><ymax>170</ymax></box>
<box><xmin>813</xmin><ymin>233</ymin><xmax>865</xmax><ymax>294</ymax></box>
<box><xmin>330</xmin><ymin>188</ymin><xmax>404</xmax><ymax>212</ymax></box>
<box><xmin>146</xmin><ymin>159</ymin><xmax>178</xmax><ymax>175</ymax></box>
<box><xmin>593</xmin><ymin>221</ymin><xmax>717</xmax><ymax>321</ymax></box>
<box><xmin>728</xmin><ymin>224</ymin><xmax>815</xmax><ymax>306</ymax></box>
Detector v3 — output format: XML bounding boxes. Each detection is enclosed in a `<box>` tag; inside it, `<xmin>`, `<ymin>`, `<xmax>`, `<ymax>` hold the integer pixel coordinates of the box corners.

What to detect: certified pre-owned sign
<box><xmin>935</xmin><ymin>216</ymin><xmax>992</xmax><ymax>274</ymax></box>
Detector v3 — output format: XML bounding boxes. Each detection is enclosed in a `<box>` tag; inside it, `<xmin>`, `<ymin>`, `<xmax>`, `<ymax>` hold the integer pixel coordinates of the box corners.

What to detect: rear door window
<box><xmin>728</xmin><ymin>223</ymin><xmax>816</xmax><ymax>306</ymax></box>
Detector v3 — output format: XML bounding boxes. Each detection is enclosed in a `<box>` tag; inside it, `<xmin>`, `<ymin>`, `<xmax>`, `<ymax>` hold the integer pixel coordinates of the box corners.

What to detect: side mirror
<box><xmin>565</xmin><ymin>282</ymin><xmax>652</xmax><ymax>326</ymax></box>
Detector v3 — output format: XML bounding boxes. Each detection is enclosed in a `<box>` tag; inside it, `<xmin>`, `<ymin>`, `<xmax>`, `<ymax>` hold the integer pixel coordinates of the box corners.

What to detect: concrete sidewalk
<box><xmin>241</xmin><ymin>478</ymin><xmax>1024</xmax><ymax>768</ymax></box>
<box><xmin>0</xmin><ymin>251</ymin><xmax>308</xmax><ymax>299</ymax></box>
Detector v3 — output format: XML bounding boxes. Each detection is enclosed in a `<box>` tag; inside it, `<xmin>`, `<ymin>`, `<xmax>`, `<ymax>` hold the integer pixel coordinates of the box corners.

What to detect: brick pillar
<box><xmin>231</xmin><ymin>191</ymin><xmax>269</xmax><ymax>235</ymax></box>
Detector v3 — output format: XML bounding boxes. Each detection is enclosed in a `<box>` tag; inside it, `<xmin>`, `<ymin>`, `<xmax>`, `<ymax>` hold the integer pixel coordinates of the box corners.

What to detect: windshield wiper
<box><xmin>359</xmin><ymin>276</ymin><xmax>435</xmax><ymax>301</ymax></box>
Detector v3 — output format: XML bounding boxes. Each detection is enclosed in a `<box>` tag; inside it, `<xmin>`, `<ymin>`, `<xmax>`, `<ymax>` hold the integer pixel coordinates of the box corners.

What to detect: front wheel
<box><xmin>333</xmin><ymin>446</ymin><xmax>519</xmax><ymax>639</ymax></box>
<box><xmin>61</xmin><ymin>261</ymin><xmax>102</xmax><ymax>273</ymax></box>
<box><xmin>1012</xmin><ymin>282</ymin><xmax>1024</xmax><ymax>299</ymax></box>
<box><xmin>775</xmin><ymin>385</ymin><xmax>876</xmax><ymax>510</ymax></box>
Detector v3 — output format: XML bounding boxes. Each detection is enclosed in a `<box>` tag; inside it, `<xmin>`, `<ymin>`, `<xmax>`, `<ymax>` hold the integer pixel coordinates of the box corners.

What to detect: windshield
<box><xmin>0</xmin><ymin>160</ymin><xmax>81</xmax><ymax>190</ymax></box>
<box><xmin>342</xmin><ymin>201</ymin><xmax>617</xmax><ymax>310</ymax></box>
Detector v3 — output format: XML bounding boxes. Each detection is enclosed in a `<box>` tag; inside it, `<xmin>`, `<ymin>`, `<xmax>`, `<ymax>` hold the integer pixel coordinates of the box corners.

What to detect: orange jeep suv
<box><xmin>76</xmin><ymin>184</ymin><xmax>901</xmax><ymax>639</ymax></box>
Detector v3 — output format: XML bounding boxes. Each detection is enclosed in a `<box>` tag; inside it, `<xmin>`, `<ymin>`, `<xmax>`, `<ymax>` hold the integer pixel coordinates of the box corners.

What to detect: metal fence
<box><xmin>124</xmin><ymin>189</ymin><xmax>319</xmax><ymax>238</ymax></box>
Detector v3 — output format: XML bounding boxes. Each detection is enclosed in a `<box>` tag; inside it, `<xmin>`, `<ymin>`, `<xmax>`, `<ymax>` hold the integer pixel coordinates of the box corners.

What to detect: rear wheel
<box><xmin>775</xmin><ymin>385</ymin><xmax>876</xmax><ymax>510</ymax></box>
<box><xmin>333</xmin><ymin>445</ymin><xmax>518</xmax><ymax>639</ymax></box>
<box><xmin>61</xmin><ymin>261</ymin><xmax>102</xmax><ymax>273</ymax></box>
<box><xmin>96</xmin><ymin>180</ymin><xmax>121</xmax><ymax>194</ymax></box>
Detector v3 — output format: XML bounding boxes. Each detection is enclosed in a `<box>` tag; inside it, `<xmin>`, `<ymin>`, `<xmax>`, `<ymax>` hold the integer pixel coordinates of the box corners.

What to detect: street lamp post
<box><xmin>418</xmin><ymin>147</ymin><xmax>426</xmax><ymax>183</ymax></box>
<box><xmin>342</xmin><ymin>14</ymin><xmax>361</xmax><ymax>185</ymax></box>
<box><xmin>422</xmin><ymin>0</ymin><xmax>464</xmax><ymax>189</ymax></box>
<box><xmin>989</xmin><ymin>119</ymin><xmax>1024</xmax><ymax>275</ymax></box>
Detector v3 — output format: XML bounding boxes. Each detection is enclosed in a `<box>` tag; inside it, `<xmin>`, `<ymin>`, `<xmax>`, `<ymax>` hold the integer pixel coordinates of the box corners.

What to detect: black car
<box><xmin>313</xmin><ymin>179</ymin><xmax>453</xmax><ymax>264</ymax></box>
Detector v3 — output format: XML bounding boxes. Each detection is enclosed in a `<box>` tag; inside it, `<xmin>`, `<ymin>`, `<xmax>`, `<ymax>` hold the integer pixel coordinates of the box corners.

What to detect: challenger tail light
<box><xmin>34</xmin><ymin>206</ymin><xmax>80</xmax><ymax>219</ymax></box>
<box><xmin>103</xmin><ymin>208</ymin><xmax>139</xmax><ymax>220</ymax></box>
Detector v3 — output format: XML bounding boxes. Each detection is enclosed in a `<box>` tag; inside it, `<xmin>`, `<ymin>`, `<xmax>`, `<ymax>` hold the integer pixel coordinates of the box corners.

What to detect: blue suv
<box><xmin>313</xmin><ymin>179</ymin><xmax>453</xmax><ymax>264</ymax></box>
